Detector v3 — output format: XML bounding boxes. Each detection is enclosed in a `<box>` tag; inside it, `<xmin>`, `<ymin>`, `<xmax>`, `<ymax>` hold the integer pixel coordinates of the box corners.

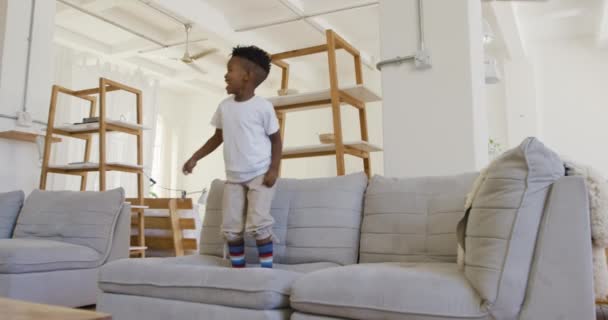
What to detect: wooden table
<box><xmin>0</xmin><ymin>297</ymin><xmax>111</xmax><ymax>320</ymax></box>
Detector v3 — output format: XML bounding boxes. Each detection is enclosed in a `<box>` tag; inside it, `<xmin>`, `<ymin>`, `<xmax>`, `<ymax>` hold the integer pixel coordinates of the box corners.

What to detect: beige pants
<box><xmin>221</xmin><ymin>175</ymin><xmax>276</xmax><ymax>241</ymax></box>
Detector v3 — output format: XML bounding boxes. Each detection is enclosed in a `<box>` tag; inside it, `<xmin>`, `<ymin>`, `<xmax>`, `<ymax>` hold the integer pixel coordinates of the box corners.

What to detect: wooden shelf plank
<box><xmin>131</xmin><ymin>236</ymin><xmax>197</xmax><ymax>250</ymax></box>
<box><xmin>53</xmin><ymin>120</ymin><xmax>144</xmax><ymax>137</ymax></box>
<box><xmin>267</xmin><ymin>85</ymin><xmax>381</xmax><ymax>112</ymax></box>
<box><xmin>131</xmin><ymin>217</ymin><xmax>196</xmax><ymax>230</ymax></box>
<box><xmin>0</xmin><ymin>130</ymin><xmax>61</xmax><ymax>143</ymax></box>
<box><xmin>125</xmin><ymin>198</ymin><xmax>194</xmax><ymax>210</ymax></box>
<box><xmin>129</xmin><ymin>205</ymin><xmax>149</xmax><ymax>209</ymax></box>
<box><xmin>47</xmin><ymin>162</ymin><xmax>143</xmax><ymax>174</ymax></box>
<box><xmin>282</xmin><ymin>141</ymin><xmax>382</xmax><ymax>159</ymax></box>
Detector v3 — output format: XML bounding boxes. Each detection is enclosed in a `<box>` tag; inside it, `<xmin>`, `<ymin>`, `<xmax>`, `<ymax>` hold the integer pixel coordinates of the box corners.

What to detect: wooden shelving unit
<box><xmin>269</xmin><ymin>29</ymin><xmax>382</xmax><ymax>177</ymax></box>
<box><xmin>39</xmin><ymin>78</ymin><xmax>147</xmax><ymax>257</ymax></box>
<box><xmin>127</xmin><ymin>198</ymin><xmax>196</xmax><ymax>257</ymax></box>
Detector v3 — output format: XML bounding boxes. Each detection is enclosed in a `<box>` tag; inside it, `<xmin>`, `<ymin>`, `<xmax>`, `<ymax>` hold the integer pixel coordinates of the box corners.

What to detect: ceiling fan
<box><xmin>142</xmin><ymin>23</ymin><xmax>218</xmax><ymax>75</ymax></box>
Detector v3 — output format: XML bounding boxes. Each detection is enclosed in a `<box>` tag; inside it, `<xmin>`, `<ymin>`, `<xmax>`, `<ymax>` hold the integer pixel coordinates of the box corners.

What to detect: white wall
<box><xmin>503</xmin><ymin>59</ymin><xmax>539</xmax><ymax>147</ymax></box>
<box><xmin>153</xmin><ymin>88</ymin><xmax>225</xmax><ymax>198</ymax></box>
<box><xmin>531</xmin><ymin>37</ymin><xmax>608</xmax><ymax>175</ymax></box>
<box><xmin>485</xmin><ymin>78</ymin><xmax>508</xmax><ymax>149</ymax></box>
<box><xmin>379</xmin><ymin>0</ymin><xmax>487</xmax><ymax>177</ymax></box>
<box><xmin>0</xmin><ymin>0</ymin><xmax>55</xmax><ymax>194</ymax></box>
<box><xmin>0</xmin><ymin>0</ymin><xmax>7</xmax><ymax>76</ymax></box>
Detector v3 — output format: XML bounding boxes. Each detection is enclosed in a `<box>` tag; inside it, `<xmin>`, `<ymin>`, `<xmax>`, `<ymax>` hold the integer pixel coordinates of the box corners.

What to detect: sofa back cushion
<box><xmin>200</xmin><ymin>173</ymin><xmax>368</xmax><ymax>265</ymax></box>
<box><xmin>0</xmin><ymin>191</ymin><xmax>25</xmax><ymax>238</ymax></box>
<box><xmin>360</xmin><ymin>173</ymin><xmax>477</xmax><ymax>263</ymax></box>
<box><xmin>12</xmin><ymin>188</ymin><xmax>125</xmax><ymax>255</ymax></box>
<box><xmin>462</xmin><ymin>137</ymin><xmax>563</xmax><ymax>318</ymax></box>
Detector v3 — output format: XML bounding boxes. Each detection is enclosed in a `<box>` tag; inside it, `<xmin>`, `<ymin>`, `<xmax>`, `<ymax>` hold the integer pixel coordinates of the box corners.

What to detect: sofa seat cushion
<box><xmin>291</xmin><ymin>263</ymin><xmax>489</xmax><ymax>320</ymax></box>
<box><xmin>0</xmin><ymin>239</ymin><xmax>102</xmax><ymax>273</ymax></box>
<box><xmin>99</xmin><ymin>255</ymin><xmax>338</xmax><ymax>310</ymax></box>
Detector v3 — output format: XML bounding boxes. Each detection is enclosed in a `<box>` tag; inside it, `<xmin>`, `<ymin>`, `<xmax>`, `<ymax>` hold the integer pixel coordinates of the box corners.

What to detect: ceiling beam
<box><xmin>54</xmin><ymin>25</ymin><xmax>112</xmax><ymax>55</ymax></box>
<box><xmin>102</xmin><ymin>7</ymin><xmax>173</xmax><ymax>43</ymax></box>
<box><xmin>488</xmin><ymin>1</ymin><xmax>527</xmax><ymax>60</ymax></box>
<box><xmin>596</xmin><ymin>0</ymin><xmax>608</xmax><ymax>47</ymax></box>
<box><xmin>56</xmin><ymin>0</ymin><xmax>121</xmax><ymax>20</ymax></box>
<box><xmin>124</xmin><ymin>56</ymin><xmax>178</xmax><ymax>77</ymax></box>
<box><xmin>110</xmin><ymin>38</ymin><xmax>160</xmax><ymax>57</ymax></box>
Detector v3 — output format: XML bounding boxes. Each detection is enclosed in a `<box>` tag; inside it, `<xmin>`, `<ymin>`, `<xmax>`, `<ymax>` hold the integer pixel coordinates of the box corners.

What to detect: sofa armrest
<box><xmin>520</xmin><ymin>176</ymin><xmax>595</xmax><ymax>320</ymax></box>
<box><xmin>0</xmin><ymin>190</ymin><xmax>25</xmax><ymax>239</ymax></box>
<box><xmin>106</xmin><ymin>203</ymin><xmax>131</xmax><ymax>262</ymax></box>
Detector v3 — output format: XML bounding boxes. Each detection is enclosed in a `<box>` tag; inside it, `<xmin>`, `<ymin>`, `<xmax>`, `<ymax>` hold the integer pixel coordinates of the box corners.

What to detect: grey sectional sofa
<box><xmin>0</xmin><ymin>188</ymin><xmax>130</xmax><ymax>307</ymax></box>
<box><xmin>98</xmin><ymin>137</ymin><xmax>595</xmax><ymax>320</ymax></box>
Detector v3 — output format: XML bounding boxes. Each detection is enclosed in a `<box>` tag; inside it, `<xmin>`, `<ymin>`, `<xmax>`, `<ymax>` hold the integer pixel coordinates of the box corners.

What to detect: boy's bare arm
<box><xmin>263</xmin><ymin>131</ymin><xmax>282</xmax><ymax>187</ymax></box>
<box><xmin>182</xmin><ymin>129</ymin><xmax>223</xmax><ymax>175</ymax></box>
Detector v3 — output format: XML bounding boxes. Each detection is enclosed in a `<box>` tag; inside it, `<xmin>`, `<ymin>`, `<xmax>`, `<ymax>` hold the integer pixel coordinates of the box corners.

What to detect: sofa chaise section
<box><xmin>290</xmin><ymin>138</ymin><xmax>595</xmax><ymax>320</ymax></box>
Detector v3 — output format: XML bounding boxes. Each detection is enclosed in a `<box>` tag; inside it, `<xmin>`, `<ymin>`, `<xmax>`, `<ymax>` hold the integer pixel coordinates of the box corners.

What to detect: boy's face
<box><xmin>224</xmin><ymin>57</ymin><xmax>249</xmax><ymax>95</ymax></box>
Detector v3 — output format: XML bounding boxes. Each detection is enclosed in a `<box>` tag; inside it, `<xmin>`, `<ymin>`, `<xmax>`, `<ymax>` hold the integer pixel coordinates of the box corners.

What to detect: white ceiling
<box><xmin>54</xmin><ymin>0</ymin><xmax>606</xmax><ymax>95</ymax></box>
<box><xmin>54</xmin><ymin>0</ymin><xmax>382</xmax><ymax>94</ymax></box>
<box><xmin>515</xmin><ymin>0</ymin><xmax>604</xmax><ymax>43</ymax></box>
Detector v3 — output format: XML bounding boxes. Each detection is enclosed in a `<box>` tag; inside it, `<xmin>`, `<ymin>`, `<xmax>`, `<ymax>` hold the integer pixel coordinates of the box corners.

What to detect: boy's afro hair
<box><xmin>232</xmin><ymin>45</ymin><xmax>271</xmax><ymax>75</ymax></box>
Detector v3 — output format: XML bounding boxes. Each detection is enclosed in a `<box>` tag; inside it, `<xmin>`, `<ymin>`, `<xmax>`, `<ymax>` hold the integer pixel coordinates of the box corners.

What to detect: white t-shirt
<box><xmin>211</xmin><ymin>95</ymin><xmax>280</xmax><ymax>183</ymax></box>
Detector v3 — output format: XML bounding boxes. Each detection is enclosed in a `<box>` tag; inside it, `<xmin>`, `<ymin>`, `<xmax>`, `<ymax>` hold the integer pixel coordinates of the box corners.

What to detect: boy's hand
<box><xmin>182</xmin><ymin>158</ymin><xmax>197</xmax><ymax>175</ymax></box>
<box><xmin>263</xmin><ymin>168</ymin><xmax>279</xmax><ymax>187</ymax></box>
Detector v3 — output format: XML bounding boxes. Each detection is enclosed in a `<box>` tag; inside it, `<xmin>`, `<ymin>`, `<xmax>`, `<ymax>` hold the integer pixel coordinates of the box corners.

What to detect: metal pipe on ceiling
<box><xmin>136</xmin><ymin>0</ymin><xmax>187</xmax><ymax>26</ymax></box>
<box><xmin>235</xmin><ymin>1</ymin><xmax>380</xmax><ymax>32</ymax></box>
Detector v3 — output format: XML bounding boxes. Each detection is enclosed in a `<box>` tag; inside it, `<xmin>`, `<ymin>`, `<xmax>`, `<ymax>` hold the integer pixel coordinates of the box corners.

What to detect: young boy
<box><xmin>182</xmin><ymin>46</ymin><xmax>281</xmax><ymax>269</ymax></box>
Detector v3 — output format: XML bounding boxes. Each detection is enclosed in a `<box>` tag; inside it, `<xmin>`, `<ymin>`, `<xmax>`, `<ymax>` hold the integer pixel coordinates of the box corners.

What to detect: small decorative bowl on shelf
<box><xmin>318</xmin><ymin>133</ymin><xmax>335</xmax><ymax>144</ymax></box>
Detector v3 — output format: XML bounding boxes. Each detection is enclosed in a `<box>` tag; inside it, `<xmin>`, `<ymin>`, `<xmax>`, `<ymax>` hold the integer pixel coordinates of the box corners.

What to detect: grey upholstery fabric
<box><xmin>106</xmin><ymin>204</ymin><xmax>131</xmax><ymax>263</ymax></box>
<box><xmin>0</xmin><ymin>268</ymin><xmax>99</xmax><ymax>307</ymax></box>
<box><xmin>99</xmin><ymin>255</ymin><xmax>338</xmax><ymax>310</ymax></box>
<box><xmin>0</xmin><ymin>238</ymin><xmax>100</xmax><ymax>273</ymax></box>
<box><xmin>0</xmin><ymin>190</ymin><xmax>24</xmax><ymax>238</ymax></box>
<box><xmin>200</xmin><ymin>173</ymin><xmax>368</xmax><ymax>265</ymax></box>
<box><xmin>461</xmin><ymin>137</ymin><xmax>564</xmax><ymax>319</ymax></box>
<box><xmin>291</xmin><ymin>314</ymin><xmax>346</xmax><ymax>320</ymax></box>
<box><xmin>13</xmin><ymin>188</ymin><xmax>125</xmax><ymax>256</ymax></box>
<box><xmin>291</xmin><ymin>262</ymin><xmax>488</xmax><ymax>320</ymax></box>
<box><xmin>360</xmin><ymin>173</ymin><xmax>477</xmax><ymax>263</ymax></box>
<box><xmin>519</xmin><ymin>177</ymin><xmax>595</xmax><ymax>320</ymax></box>
<box><xmin>98</xmin><ymin>293</ymin><xmax>293</xmax><ymax>320</ymax></box>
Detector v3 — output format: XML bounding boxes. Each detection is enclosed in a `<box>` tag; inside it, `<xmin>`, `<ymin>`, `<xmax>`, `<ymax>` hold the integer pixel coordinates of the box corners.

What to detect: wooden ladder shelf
<box><xmin>269</xmin><ymin>29</ymin><xmax>382</xmax><ymax>177</ymax></box>
<box><xmin>39</xmin><ymin>78</ymin><xmax>147</xmax><ymax>257</ymax></box>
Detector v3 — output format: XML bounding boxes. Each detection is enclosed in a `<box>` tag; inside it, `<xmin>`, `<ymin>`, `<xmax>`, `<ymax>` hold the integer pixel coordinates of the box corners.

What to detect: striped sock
<box><xmin>257</xmin><ymin>242</ymin><xmax>273</xmax><ymax>268</ymax></box>
<box><xmin>228</xmin><ymin>242</ymin><xmax>246</xmax><ymax>268</ymax></box>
